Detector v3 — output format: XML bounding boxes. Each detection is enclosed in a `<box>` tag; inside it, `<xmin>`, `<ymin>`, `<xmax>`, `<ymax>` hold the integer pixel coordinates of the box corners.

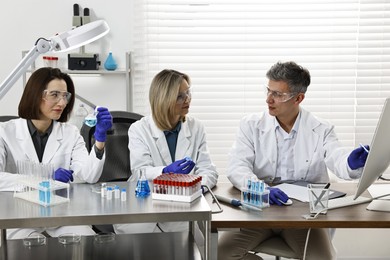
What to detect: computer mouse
<box><xmin>278</xmin><ymin>198</ymin><xmax>293</xmax><ymax>206</ymax></box>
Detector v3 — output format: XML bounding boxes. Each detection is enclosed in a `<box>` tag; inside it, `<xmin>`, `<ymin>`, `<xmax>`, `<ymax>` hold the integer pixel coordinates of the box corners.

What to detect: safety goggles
<box><xmin>264</xmin><ymin>86</ymin><xmax>297</xmax><ymax>103</ymax></box>
<box><xmin>42</xmin><ymin>90</ymin><xmax>72</xmax><ymax>104</ymax></box>
<box><xmin>176</xmin><ymin>88</ymin><xmax>192</xmax><ymax>104</ymax></box>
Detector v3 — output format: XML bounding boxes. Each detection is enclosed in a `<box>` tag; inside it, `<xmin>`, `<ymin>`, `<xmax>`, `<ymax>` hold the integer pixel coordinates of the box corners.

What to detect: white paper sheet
<box><xmin>273</xmin><ymin>183</ymin><xmax>310</xmax><ymax>202</ymax></box>
<box><xmin>367</xmin><ymin>184</ymin><xmax>390</xmax><ymax>200</ymax></box>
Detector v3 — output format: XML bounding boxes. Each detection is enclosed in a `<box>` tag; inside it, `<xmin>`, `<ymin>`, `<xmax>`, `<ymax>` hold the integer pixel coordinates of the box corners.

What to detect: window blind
<box><xmin>131</xmin><ymin>0</ymin><xmax>390</xmax><ymax>175</ymax></box>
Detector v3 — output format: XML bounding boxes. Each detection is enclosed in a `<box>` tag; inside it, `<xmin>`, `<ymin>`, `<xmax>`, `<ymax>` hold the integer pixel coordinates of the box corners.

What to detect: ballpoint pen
<box><xmin>359</xmin><ymin>143</ymin><xmax>369</xmax><ymax>154</ymax></box>
<box><xmin>314</xmin><ymin>183</ymin><xmax>330</xmax><ymax>207</ymax></box>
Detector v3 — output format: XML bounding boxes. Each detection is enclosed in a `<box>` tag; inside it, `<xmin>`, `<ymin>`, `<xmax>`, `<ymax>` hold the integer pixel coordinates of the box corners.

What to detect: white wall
<box><xmin>0</xmin><ymin>1</ymin><xmax>389</xmax><ymax>258</ymax></box>
<box><xmin>0</xmin><ymin>0</ymin><xmax>133</xmax><ymax>115</ymax></box>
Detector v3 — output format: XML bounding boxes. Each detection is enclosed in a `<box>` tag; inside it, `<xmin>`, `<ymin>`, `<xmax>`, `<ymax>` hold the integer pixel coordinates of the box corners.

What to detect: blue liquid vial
<box><xmin>84</xmin><ymin>117</ymin><xmax>97</xmax><ymax>127</ymax></box>
<box><xmin>135</xmin><ymin>180</ymin><xmax>150</xmax><ymax>197</ymax></box>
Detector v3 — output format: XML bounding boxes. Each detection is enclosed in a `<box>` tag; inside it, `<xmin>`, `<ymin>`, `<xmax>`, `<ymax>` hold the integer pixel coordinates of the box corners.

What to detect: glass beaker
<box><xmin>135</xmin><ymin>168</ymin><xmax>150</xmax><ymax>197</ymax></box>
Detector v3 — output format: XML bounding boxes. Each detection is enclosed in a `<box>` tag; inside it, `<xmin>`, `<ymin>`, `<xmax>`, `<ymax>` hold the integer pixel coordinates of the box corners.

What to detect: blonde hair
<box><xmin>149</xmin><ymin>69</ymin><xmax>190</xmax><ymax>130</ymax></box>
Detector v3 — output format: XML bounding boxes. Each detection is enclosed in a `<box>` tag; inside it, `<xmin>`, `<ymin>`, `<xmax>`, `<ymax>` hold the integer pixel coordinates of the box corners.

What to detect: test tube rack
<box><xmin>152</xmin><ymin>174</ymin><xmax>202</xmax><ymax>203</ymax></box>
<box><xmin>241</xmin><ymin>178</ymin><xmax>270</xmax><ymax>209</ymax></box>
<box><xmin>14</xmin><ymin>178</ymin><xmax>70</xmax><ymax>207</ymax></box>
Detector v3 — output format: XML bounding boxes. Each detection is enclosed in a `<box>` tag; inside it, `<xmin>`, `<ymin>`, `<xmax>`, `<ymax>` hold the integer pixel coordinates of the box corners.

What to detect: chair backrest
<box><xmin>0</xmin><ymin>116</ymin><xmax>18</xmax><ymax>122</ymax></box>
<box><xmin>80</xmin><ymin>111</ymin><xmax>143</xmax><ymax>182</ymax></box>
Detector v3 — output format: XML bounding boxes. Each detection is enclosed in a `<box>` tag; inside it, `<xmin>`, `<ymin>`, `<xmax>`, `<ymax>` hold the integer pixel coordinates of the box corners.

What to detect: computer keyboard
<box><xmin>327</xmin><ymin>195</ymin><xmax>373</xmax><ymax>210</ymax></box>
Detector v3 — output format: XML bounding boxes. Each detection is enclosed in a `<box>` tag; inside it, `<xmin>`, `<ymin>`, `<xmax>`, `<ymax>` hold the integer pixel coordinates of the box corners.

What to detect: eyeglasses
<box><xmin>42</xmin><ymin>90</ymin><xmax>72</xmax><ymax>104</ymax></box>
<box><xmin>176</xmin><ymin>89</ymin><xmax>192</xmax><ymax>104</ymax></box>
<box><xmin>264</xmin><ymin>86</ymin><xmax>297</xmax><ymax>103</ymax></box>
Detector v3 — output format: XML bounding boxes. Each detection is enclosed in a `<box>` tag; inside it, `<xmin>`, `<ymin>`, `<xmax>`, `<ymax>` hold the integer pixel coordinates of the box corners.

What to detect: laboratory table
<box><xmin>3</xmin><ymin>232</ymin><xmax>201</xmax><ymax>260</ymax></box>
<box><xmin>0</xmin><ymin>181</ymin><xmax>211</xmax><ymax>260</ymax></box>
<box><xmin>206</xmin><ymin>182</ymin><xmax>390</xmax><ymax>259</ymax></box>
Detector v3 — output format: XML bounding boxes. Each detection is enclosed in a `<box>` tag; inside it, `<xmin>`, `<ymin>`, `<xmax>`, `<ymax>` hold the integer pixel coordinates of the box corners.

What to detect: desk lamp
<box><xmin>0</xmin><ymin>20</ymin><xmax>110</xmax><ymax>101</ymax></box>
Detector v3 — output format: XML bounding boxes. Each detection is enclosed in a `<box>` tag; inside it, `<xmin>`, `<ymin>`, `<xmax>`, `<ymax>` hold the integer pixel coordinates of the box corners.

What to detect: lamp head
<box><xmin>49</xmin><ymin>20</ymin><xmax>110</xmax><ymax>52</ymax></box>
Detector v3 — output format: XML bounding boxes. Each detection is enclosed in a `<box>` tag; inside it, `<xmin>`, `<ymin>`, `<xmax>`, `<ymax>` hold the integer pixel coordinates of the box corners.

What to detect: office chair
<box><xmin>252</xmin><ymin>236</ymin><xmax>299</xmax><ymax>260</ymax></box>
<box><xmin>80</xmin><ymin>110</ymin><xmax>143</xmax><ymax>182</ymax></box>
<box><xmin>0</xmin><ymin>115</ymin><xmax>18</xmax><ymax>122</ymax></box>
<box><xmin>80</xmin><ymin>111</ymin><xmax>143</xmax><ymax>233</ymax></box>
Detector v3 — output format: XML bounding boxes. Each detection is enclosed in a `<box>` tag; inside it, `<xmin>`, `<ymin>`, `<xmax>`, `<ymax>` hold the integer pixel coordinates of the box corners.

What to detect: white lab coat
<box><xmin>227</xmin><ymin>108</ymin><xmax>362</xmax><ymax>189</ymax></box>
<box><xmin>129</xmin><ymin>115</ymin><xmax>218</xmax><ymax>188</ymax></box>
<box><xmin>114</xmin><ymin>115</ymin><xmax>218</xmax><ymax>234</ymax></box>
<box><xmin>0</xmin><ymin>118</ymin><xmax>105</xmax><ymax>191</ymax></box>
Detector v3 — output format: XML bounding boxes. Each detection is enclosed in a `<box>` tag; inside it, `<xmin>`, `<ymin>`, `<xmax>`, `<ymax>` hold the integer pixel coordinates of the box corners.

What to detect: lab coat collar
<box><xmin>293</xmin><ymin>108</ymin><xmax>321</xmax><ymax>180</ymax></box>
<box><xmin>260</xmin><ymin>108</ymin><xmax>321</xmax><ymax>180</ymax></box>
<box><xmin>262</xmin><ymin>107</ymin><xmax>320</xmax><ymax>133</ymax></box>
<box><xmin>41</xmin><ymin>121</ymin><xmax>62</xmax><ymax>163</ymax></box>
<box><xmin>15</xmin><ymin>119</ymin><xmax>62</xmax><ymax>163</ymax></box>
<box><xmin>149</xmin><ymin>116</ymin><xmax>191</xmax><ymax>165</ymax></box>
<box><xmin>15</xmin><ymin>119</ymin><xmax>39</xmax><ymax>161</ymax></box>
<box><xmin>175</xmin><ymin>119</ymin><xmax>191</xmax><ymax>160</ymax></box>
<box><xmin>273</xmin><ymin>110</ymin><xmax>301</xmax><ymax>135</ymax></box>
<box><xmin>149</xmin><ymin>117</ymin><xmax>171</xmax><ymax>164</ymax></box>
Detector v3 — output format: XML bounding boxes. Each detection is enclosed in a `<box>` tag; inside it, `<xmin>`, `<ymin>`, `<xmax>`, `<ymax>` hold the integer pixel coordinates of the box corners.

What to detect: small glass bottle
<box><xmin>101</xmin><ymin>183</ymin><xmax>107</xmax><ymax>198</ymax></box>
<box><xmin>121</xmin><ymin>188</ymin><xmax>127</xmax><ymax>201</ymax></box>
<box><xmin>114</xmin><ymin>185</ymin><xmax>120</xmax><ymax>199</ymax></box>
<box><xmin>106</xmin><ymin>187</ymin><xmax>113</xmax><ymax>200</ymax></box>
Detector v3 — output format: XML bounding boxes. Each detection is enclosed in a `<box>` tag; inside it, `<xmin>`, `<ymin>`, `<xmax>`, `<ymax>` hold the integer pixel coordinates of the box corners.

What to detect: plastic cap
<box><xmin>43</xmin><ymin>56</ymin><xmax>59</xmax><ymax>60</ymax></box>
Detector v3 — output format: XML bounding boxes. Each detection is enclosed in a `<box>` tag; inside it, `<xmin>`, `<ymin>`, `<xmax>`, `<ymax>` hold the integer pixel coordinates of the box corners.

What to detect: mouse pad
<box><xmin>292</xmin><ymin>181</ymin><xmax>346</xmax><ymax>200</ymax></box>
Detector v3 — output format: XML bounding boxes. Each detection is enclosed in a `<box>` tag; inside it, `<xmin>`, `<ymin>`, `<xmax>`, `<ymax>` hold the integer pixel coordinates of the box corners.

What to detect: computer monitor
<box><xmin>354</xmin><ymin>97</ymin><xmax>390</xmax><ymax>200</ymax></box>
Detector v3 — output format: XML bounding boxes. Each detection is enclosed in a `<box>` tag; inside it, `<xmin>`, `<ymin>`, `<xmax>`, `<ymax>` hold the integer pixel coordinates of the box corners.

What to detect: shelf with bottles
<box><xmin>22</xmin><ymin>51</ymin><xmax>134</xmax><ymax>112</ymax></box>
<box><xmin>23</xmin><ymin>51</ymin><xmax>131</xmax><ymax>75</ymax></box>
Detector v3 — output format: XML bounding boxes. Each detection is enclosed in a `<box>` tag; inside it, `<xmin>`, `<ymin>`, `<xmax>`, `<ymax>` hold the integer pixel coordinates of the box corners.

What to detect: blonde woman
<box><xmin>114</xmin><ymin>69</ymin><xmax>218</xmax><ymax>234</ymax></box>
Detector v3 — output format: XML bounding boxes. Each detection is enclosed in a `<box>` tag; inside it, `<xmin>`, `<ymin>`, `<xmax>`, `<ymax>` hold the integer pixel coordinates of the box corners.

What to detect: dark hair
<box><xmin>266</xmin><ymin>61</ymin><xmax>310</xmax><ymax>93</ymax></box>
<box><xmin>18</xmin><ymin>67</ymin><xmax>75</xmax><ymax>122</ymax></box>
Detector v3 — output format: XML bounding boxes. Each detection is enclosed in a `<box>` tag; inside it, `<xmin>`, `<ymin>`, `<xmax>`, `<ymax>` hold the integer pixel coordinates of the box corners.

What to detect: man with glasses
<box><xmin>218</xmin><ymin>61</ymin><xmax>368</xmax><ymax>260</ymax></box>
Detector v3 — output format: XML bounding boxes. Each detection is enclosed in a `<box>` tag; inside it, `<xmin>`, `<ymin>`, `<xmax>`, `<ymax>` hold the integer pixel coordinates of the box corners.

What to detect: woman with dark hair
<box><xmin>0</xmin><ymin>67</ymin><xmax>113</xmax><ymax>239</ymax></box>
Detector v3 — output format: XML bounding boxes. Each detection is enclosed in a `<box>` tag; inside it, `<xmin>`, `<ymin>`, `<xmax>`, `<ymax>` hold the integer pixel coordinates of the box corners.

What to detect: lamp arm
<box><xmin>75</xmin><ymin>93</ymin><xmax>96</xmax><ymax>109</ymax></box>
<box><xmin>0</xmin><ymin>38</ymin><xmax>52</xmax><ymax>100</ymax></box>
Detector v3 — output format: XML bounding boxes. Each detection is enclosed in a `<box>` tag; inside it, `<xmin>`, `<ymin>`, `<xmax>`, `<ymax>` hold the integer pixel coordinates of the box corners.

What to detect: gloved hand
<box><xmin>53</xmin><ymin>168</ymin><xmax>74</xmax><ymax>183</ymax></box>
<box><xmin>163</xmin><ymin>158</ymin><xmax>195</xmax><ymax>174</ymax></box>
<box><xmin>347</xmin><ymin>145</ymin><xmax>369</xmax><ymax>170</ymax></box>
<box><xmin>94</xmin><ymin>107</ymin><xmax>113</xmax><ymax>142</ymax></box>
<box><xmin>268</xmin><ymin>187</ymin><xmax>289</xmax><ymax>206</ymax></box>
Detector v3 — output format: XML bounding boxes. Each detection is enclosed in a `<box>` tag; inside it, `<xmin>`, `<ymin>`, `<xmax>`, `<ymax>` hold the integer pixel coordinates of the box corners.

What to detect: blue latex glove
<box><xmin>94</xmin><ymin>107</ymin><xmax>113</xmax><ymax>142</ymax></box>
<box><xmin>347</xmin><ymin>145</ymin><xmax>369</xmax><ymax>170</ymax></box>
<box><xmin>268</xmin><ymin>187</ymin><xmax>289</xmax><ymax>206</ymax></box>
<box><xmin>53</xmin><ymin>168</ymin><xmax>74</xmax><ymax>183</ymax></box>
<box><xmin>163</xmin><ymin>158</ymin><xmax>195</xmax><ymax>174</ymax></box>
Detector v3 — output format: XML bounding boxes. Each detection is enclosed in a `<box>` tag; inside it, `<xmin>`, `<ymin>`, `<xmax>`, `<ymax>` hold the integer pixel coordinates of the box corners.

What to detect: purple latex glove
<box><xmin>268</xmin><ymin>187</ymin><xmax>289</xmax><ymax>206</ymax></box>
<box><xmin>53</xmin><ymin>168</ymin><xmax>74</xmax><ymax>183</ymax></box>
<box><xmin>94</xmin><ymin>107</ymin><xmax>113</xmax><ymax>142</ymax></box>
<box><xmin>347</xmin><ymin>145</ymin><xmax>369</xmax><ymax>170</ymax></box>
<box><xmin>163</xmin><ymin>158</ymin><xmax>195</xmax><ymax>174</ymax></box>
